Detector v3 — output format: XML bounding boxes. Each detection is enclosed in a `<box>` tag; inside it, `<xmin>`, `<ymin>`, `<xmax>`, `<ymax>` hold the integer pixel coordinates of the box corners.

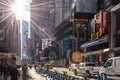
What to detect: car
<box><xmin>74</xmin><ymin>62</ymin><xmax>101</xmax><ymax>77</ymax></box>
<box><xmin>44</xmin><ymin>60</ymin><xmax>55</xmax><ymax>69</ymax></box>
<box><xmin>69</xmin><ymin>63</ymin><xmax>77</xmax><ymax>71</ymax></box>
<box><xmin>44</xmin><ymin>64</ymin><xmax>53</xmax><ymax>69</ymax></box>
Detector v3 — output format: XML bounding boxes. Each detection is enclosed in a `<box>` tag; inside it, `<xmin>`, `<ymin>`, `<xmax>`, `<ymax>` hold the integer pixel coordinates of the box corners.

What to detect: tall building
<box><xmin>0</xmin><ymin>0</ymin><xmax>21</xmax><ymax>58</ymax></box>
<box><xmin>79</xmin><ymin>0</ymin><xmax>120</xmax><ymax>65</ymax></box>
<box><xmin>53</xmin><ymin>0</ymin><xmax>97</xmax><ymax>66</ymax></box>
<box><xmin>31</xmin><ymin>0</ymin><xmax>55</xmax><ymax>62</ymax></box>
<box><xmin>106</xmin><ymin>0</ymin><xmax>120</xmax><ymax>57</ymax></box>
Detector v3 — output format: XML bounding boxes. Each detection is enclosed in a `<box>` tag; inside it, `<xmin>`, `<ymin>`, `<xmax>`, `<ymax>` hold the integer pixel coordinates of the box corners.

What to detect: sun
<box><xmin>12</xmin><ymin>0</ymin><xmax>28</xmax><ymax>20</ymax></box>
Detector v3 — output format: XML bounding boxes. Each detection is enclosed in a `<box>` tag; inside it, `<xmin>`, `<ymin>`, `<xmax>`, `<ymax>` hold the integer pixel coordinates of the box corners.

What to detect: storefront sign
<box><xmin>74</xmin><ymin>18</ymin><xmax>88</xmax><ymax>28</ymax></box>
<box><xmin>99</xmin><ymin>35</ymin><xmax>108</xmax><ymax>43</ymax></box>
<box><xmin>80</xmin><ymin>35</ymin><xmax>108</xmax><ymax>48</ymax></box>
<box><xmin>99</xmin><ymin>10</ymin><xmax>108</xmax><ymax>29</ymax></box>
<box><xmin>91</xmin><ymin>32</ymin><xmax>99</xmax><ymax>41</ymax></box>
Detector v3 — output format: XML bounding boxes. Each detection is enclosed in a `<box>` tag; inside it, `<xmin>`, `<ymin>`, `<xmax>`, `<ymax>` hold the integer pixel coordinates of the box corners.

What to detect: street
<box><xmin>28</xmin><ymin>67</ymin><xmax>98</xmax><ymax>80</ymax></box>
<box><xmin>0</xmin><ymin>68</ymin><xmax>29</xmax><ymax>80</ymax></box>
<box><xmin>50</xmin><ymin>67</ymin><xmax>98</xmax><ymax>80</ymax></box>
<box><xmin>0</xmin><ymin>67</ymin><xmax>119</xmax><ymax>80</ymax></box>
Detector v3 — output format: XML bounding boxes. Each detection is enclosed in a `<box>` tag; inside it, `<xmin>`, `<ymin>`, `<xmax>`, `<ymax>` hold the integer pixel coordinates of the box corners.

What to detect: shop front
<box><xmin>82</xmin><ymin>49</ymin><xmax>109</xmax><ymax>66</ymax></box>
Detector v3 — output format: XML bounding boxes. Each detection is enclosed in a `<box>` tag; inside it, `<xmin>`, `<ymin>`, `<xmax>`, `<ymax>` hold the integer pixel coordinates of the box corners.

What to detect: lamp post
<box><xmin>25</xmin><ymin>31</ymin><xmax>29</xmax><ymax>61</ymax></box>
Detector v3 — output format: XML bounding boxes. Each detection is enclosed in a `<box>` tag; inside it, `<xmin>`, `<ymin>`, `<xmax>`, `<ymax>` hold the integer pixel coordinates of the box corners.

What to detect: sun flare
<box><xmin>12</xmin><ymin>0</ymin><xmax>29</xmax><ymax>20</ymax></box>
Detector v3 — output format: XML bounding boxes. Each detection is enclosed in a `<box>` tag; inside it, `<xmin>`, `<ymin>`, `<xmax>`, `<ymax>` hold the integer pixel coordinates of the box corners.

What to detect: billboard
<box><xmin>99</xmin><ymin>10</ymin><xmax>108</xmax><ymax>29</ymax></box>
<box><xmin>91</xmin><ymin>32</ymin><xmax>99</xmax><ymax>41</ymax></box>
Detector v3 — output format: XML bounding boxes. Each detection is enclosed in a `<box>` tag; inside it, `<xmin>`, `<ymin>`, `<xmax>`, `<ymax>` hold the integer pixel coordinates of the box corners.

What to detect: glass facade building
<box><xmin>55</xmin><ymin>0</ymin><xmax>73</xmax><ymax>28</ymax></box>
<box><xmin>75</xmin><ymin>0</ymin><xmax>97</xmax><ymax>13</ymax></box>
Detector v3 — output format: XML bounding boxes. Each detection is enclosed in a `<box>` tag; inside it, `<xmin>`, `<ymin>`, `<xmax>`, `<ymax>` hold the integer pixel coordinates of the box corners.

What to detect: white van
<box><xmin>99</xmin><ymin>57</ymin><xmax>120</xmax><ymax>79</ymax></box>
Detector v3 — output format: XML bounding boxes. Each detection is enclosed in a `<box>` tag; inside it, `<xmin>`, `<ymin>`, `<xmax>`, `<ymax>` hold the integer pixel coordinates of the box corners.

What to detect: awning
<box><xmin>80</xmin><ymin>35</ymin><xmax>108</xmax><ymax>49</ymax></box>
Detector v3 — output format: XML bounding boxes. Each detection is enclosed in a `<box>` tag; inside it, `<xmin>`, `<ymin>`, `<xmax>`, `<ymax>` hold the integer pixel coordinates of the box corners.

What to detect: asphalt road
<box><xmin>2</xmin><ymin>67</ymin><xmax>118</xmax><ymax>80</ymax></box>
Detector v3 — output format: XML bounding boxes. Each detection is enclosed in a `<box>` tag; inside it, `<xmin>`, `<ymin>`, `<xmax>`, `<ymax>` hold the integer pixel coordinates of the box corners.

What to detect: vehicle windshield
<box><xmin>104</xmin><ymin>60</ymin><xmax>113</xmax><ymax>67</ymax></box>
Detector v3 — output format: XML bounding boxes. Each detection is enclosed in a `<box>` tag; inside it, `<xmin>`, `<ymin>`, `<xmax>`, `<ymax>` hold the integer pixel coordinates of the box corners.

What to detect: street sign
<box><xmin>91</xmin><ymin>32</ymin><xmax>99</xmax><ymax>41</ymax></box>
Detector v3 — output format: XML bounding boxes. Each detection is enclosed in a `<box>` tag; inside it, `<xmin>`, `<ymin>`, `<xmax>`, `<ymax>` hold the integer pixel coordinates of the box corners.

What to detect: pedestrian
<box><xmin>34</xmin><ymin>64</ymin><xmax>36</xmax><ymax>69</ymax></box>
<box><xmin>22</xmin><ymin>64</ymin><xmax>27</xmax><ymax>75</ymax></box>
<box><xmin>0</xmin><ymin>59</ymin><xmax>3</xmax><ymax>76</ymax></box>
<box><xmin>22</xmin><ymin>64</ymin><xmax>27</xmax><ymax>80</ymax></box>
<box><xmin>3</xmin><ymin>64</ymin><xmax>10</xmax><ymax>80</ymax></box>
<box><xmin>0</xmin><ymin>62</ymin><xmax>2</xmax><ymax>76</ymax></box>
<box><xmin>9</xmin><ymin>65</ymin><xmax>20</xmax><ymax>80</ymax></box>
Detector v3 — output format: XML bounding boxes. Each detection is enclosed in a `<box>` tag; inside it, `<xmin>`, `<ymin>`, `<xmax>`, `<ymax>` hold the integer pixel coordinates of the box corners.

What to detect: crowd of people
<box><xmin>0</xmin><ymin>59</ymin><xmax>39</xmax><ymax>80</ymax></box>
<box><xmin>0</xmin><ymin>63</ymin><xmax>20</xmax><ymax>80</ymax></box>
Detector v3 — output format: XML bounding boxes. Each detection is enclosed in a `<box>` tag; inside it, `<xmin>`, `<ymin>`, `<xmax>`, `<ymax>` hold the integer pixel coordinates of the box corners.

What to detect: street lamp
<box><xmin>25</xmin><ymin>30</ymin><xmax>29</xmax><ymax>60</ymax></box>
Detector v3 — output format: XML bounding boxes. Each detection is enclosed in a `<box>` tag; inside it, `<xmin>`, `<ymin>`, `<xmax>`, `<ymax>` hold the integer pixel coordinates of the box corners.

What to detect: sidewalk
<box><xmin>0</xmin><ymin>74</ymin><xmax>11</xmax><ymax>80</ymax></box>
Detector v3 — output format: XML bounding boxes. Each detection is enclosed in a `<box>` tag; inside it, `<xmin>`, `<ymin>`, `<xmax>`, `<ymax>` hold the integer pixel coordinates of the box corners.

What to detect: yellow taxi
<box><xmin>69</xmin><ymin>63</ymin><xmax>77</xmax><ymax>71</ymax></box>
<box><xmin>44</xmin><ymin>64</ymin><xmax>53</xmax><ymax>69</ymax></box>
